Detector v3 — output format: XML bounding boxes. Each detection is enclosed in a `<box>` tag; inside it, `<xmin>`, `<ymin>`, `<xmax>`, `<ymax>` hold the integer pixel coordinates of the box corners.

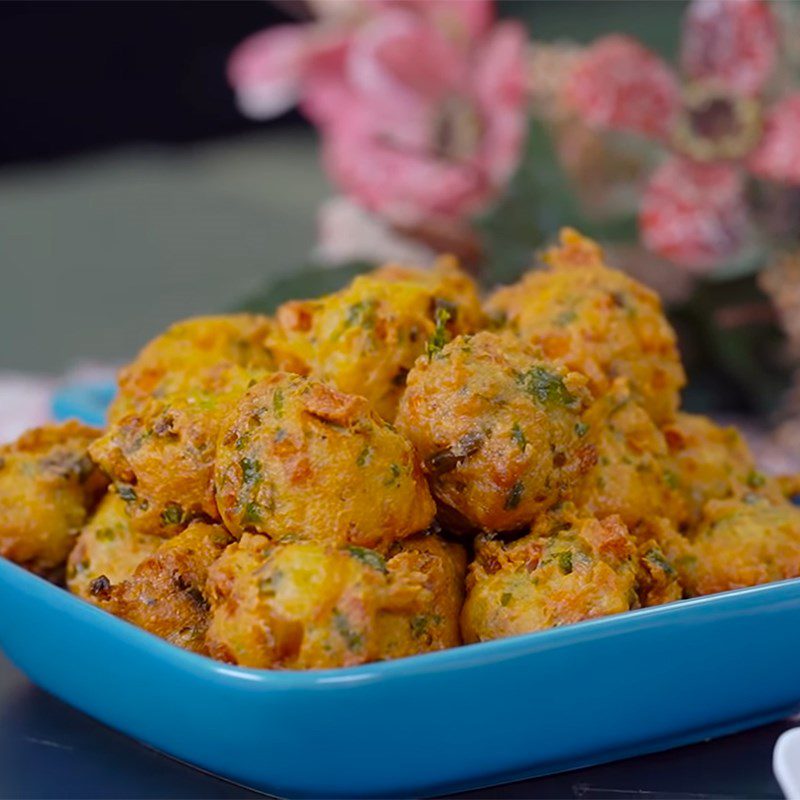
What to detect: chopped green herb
<box><xmin>95</xmin><ymin>527</ymin><xmax>116</xmax><ymax>542</ymax></box>
<box><xmin>557</xmin><ymin>551</ymin><xmax>573</xmax><ymax>575</ymax></box>
<box><xmin>356</xmin><ymin>447</ymin><xmax>372</xmax><ymax>467</ymax></box>
<box><xmin>426</xmin><ymin>307</ymin><xmax>451</xmax><ymax>360</ymax></box>
<box><xmin>273</xmin><ymin>388</ymin><xmax>284</xmax><ymax>418</ymax></box>
<box><xmin>517</xmin><ymin>367</ymin><xmax>576</xmax><ymax>408</ymax></box>
<box><xmin>554</xmin><ymin>309</ymin><xmax>577</xmax><ymax>326</ymax></box>
<box><xmin>645</xmin><ymin>548</ymin><xmax>676</xmax><ymax>576</ymax></box>
<box><xmin>500</xmin><ymin>591</ymin><xmax>513</xmax><ymax>607</ymax></box>
<box><xmin>240</xmin><ymin>457</ymin><xmax>261</xmax><ymax>486</ymax></box>
<box><xmin>384</xmin><ymin>463</ymin><xmax>402</xmax><ymax>487</ymax></box>
<box><xmin>242</xmin><ymin>501</ymin><xmax>263</xmax><ymax>524</ymax></box>
<box><xmin>504</xmin><ymin>481</ymin><xmax>524</xmax><ymax>510</ymax></box>
<box><xmin>575</xmin><ymin>421</ymin><xmax>589</xmax><ymax>438</ymax></box>
<box><xmin>116</xmin><ymin>484</ymin><xmax>137</xmax><ymax>503</ymax></box>
<box><xmin>160</xmin><ymin>503</ymin><xmax>183</xmax><ymax>526</ymax></box>
<box><xmin>746</xmin><ymin>470</ymin><xmax>766</xmax><ymax>489</ymax></box>
<box><xmin>663</xmin><ymin>469</ymin><xmax>680</xmax><ymax>489</ymax></box>
<box><xmin>511</xmin><ymin>423</ymin><xmax>527</xmax><ymax>452</ymax></box>
<box><xmin>346</xmin><ymin>545</ymin><xmax>387</xmax><ymax>573</ymax></box>
<box><xmin>333</xmin><ymin>610</ymin><xmax>363</xmax><ymax>652</ymax></box>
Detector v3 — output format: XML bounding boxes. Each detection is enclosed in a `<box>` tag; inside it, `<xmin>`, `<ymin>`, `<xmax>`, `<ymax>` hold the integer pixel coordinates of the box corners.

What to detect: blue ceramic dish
<box><xmin>1</xmin><ymin>556</ymin><xmax>799</xmax><ymax>798</ymax></box>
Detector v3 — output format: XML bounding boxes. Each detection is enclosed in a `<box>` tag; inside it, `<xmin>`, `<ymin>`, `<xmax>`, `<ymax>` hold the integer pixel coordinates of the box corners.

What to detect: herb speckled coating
<box><xmin>215</xmin><ymin>373</ymin><xmax>435</xmax><ymax>548</ymax></box>
<box><xmin>397</xmin><ymin>331</ymin><xmax>592</xmax><ymax>533</ymax></box>
<box><xmin>0</xmin><ymin>421</ymin><xmax>106</xmax><ymax>575</ymax></box>
<box><xmin>486</xmin><ymin>229</ymin><xmax>685</xmax><ymax>425</ymax></box>
<box><xmin>205</xmin><ymin>533</ymin><xmax>465</xmax><ymax>669</ymax></box>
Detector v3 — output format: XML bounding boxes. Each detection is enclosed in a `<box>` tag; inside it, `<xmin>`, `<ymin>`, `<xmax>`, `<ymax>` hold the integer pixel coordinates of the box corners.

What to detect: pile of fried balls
<box><xmin>3</xmin><ymin>229</ymin><xmax>800</xmax><ymax>670</ymax></box>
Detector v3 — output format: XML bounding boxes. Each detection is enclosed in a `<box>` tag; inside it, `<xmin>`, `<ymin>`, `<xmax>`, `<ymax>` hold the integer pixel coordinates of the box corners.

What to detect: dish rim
<box><xmin>3</xmin><ymin>554</ymin><xmax>799</xmax><ymax>687</ymax></box>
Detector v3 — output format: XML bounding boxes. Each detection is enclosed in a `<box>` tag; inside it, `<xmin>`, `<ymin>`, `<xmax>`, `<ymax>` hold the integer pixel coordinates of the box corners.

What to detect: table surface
<box><xmin>0</xmin><ymin>650</ymin><xmax>790</xmax><ymax>800</ymax></box>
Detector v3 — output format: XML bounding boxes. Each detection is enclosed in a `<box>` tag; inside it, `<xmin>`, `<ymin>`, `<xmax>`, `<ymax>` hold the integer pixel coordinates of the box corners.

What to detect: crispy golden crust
<box><xmin>90</xmin><ymin>362</ymin><xmax>263</xmax><ymax>536</ymax></box>
<box><xmin>570</xmin><ymin>380</ymin><xmax>689</xmax><ymax>529</ymax></box>
<box><xmin>95</xmin><ymin>521</ymin><xmax>233</xmax><ymax>653</ymax></box>
<box><xmin>486</xmin><ymin>229</ymin><xmax>685</xmax><ymax>424</ymax></box>
<box><xmin>205</xmin><ymin>533</ymin><xmax>465</xmax><ymax>669</ymax></box>
<box><xmin>275</xmin><ymin>258</ymin><xmax>485</xmax><ymax>420</ymax></box>
<box><xmin>461</xmin><ymin>510</ymin><xmax>643</xmax><ymax>643</ymax></box>
<box><xmin>67</xmin><ymin>493</ymin><xmax>161</xmax><ymax>601</ymax></box>
<box><xmin>661</xmin><ymin>497</ymin><xmax>800</xmax><ymax>597</ymax></box>
<box><xmin>396</xmin><ymin>331</ymin><xmax>592</xmax><ymax>533</ymax></box>
<box><xmin>108</xmin><ymin>314</ymin><xmax>285</xmax><ymax>421</ymax></box>
<box><xmin>0</xmin><ymin>421</ymin><xmax>106</xmax><ymax>575</ymax></box>
<box><xmin>662</xmin><ymin>412</ymin><xmax>784</xmax><ymax>522</ymax></box>
<box><xmin>215</xmin><ymin>373</ymin><xmax>435</xmax><ymax>548</ymax></box>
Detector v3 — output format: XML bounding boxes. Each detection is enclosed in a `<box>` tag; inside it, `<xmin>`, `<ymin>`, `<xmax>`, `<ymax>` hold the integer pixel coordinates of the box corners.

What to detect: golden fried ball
<box><xmin>275</xmin><ymin>258</ymin><xmax>485</xmax><ymax>420</ymax></box>
<box><xmin>377</xmin><ymin>534</ymin><xmax>466</xmax><ymax>660</ymax></box>
<box><xmin>662</xmin><ymin>412</ymin><xmax>784</xmax><ymax>521</ymax></box>
<box><xmin>0</xmin><ymin>422</ymin><xmax>106</xmax><ymax>575</ymax></box>
<box><xmin>67</xmin><ymin>492</ymin><xmax>160</xmax><ymax>601</ymax></box>
<box><xmin>461</xmin><ymin>509</ymin><xmax>642</xmax><ymax>643</ymax></box>
<box><xmin>215</xmin><ymin>373</ymin><xmax>435</xmax><ymax>548</ymax></box>
<box><xmin>570</xmin><ymin>379</ymin><xmax>688</xmax><ymax>529</ymax></box>
<box><xmin>661</xmin><ymin>497</ymin><xmax>800</xmax><ymax>597</ymax></box>
<box><xmin>486</xmin><ymin>229</ymin><xmax>685</xmax><ymax>424</ymax></box>
<box><xmin>205</xmin><ymin>533</ymin><xmax>464</xmax><ymax>669</ymax></box>
<box><xmin>108</xmin><ymin>314</ymin><xmax>284</xmax><ymax>421</ymax></box>
<box><xmin>90</xmin><ymin>362</ymin><xmax>262</xmax><ymax>536</ymax></box>
<box><xmin>396</xmin><ymin>331</ymin><xmax>593</xmax><ymax>533</ymax></box>
<box><xmin>95</xmin><ymin>520</ymin><xmax>233</xmax><ymax>653</ymax></box>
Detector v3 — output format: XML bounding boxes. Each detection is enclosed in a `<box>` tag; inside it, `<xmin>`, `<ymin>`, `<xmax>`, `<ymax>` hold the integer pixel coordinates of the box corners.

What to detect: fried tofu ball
<box><xmin>461</xmin><ymin>510</ymin><xmax>642</xmax><ymax>643</ymax></box>
<box><xmin>90</xmin><ymin>362</ymin><xmax>262</xmax><ymax>536</ymax></box>
<box><xmin>67</xmin><ymin>493</ymin><xmax>160</xmax><ymax>601</ymax></box>
<box><xmin>215</xmin><ymin>373</ymin><xmax>435</xmax><ymax>548</ymax></box>
<box><xmin>0</xmin><ymin>422</ymin><xmax>106</xmax><ymax>575</ymax></box>
<box><xmin>662</xmin><ymin>413</ymin><xmax>784</xmax><ymax>521</ymax></box>
<box><xmin>486</xmin><ymin>229</ymin><xmax>685</xmax><ymax>424</ymax></box>
<box><xmin>95</xmin><ymin>521</ymin><xmax>233</xmax><ymax>653</ymax></box>
<box><xmin>377</xmin><ymin>534</ymin><xmax>466</xmax><ymax>660</ymax></box>
<box><xmin>396</xmin><ymin>331</ymin><xmax>593</xmax><ymax>533</ymax></box>
<box><xmin>275</xmin><ymin>258</ymin><xmax>485</xmax><ymax>420</ymax></box>
<box><xmin>205</xmin><ymin>533</ymin><xmax>464</xmax><ymax>669</ymax></box>
<box><xmin>108</xmin><ymin>314</ymin><xmax>284</xmax><ymax>421</ymax></box>
<box><xmin>570</xmin><ymin>380</ymin><xmax>688</xmax><ymax>529</ymax></box>
<box><xmin>661</xmin><ymin>497</ymin><xmax>800</xmax><ymax>597</ymax></box>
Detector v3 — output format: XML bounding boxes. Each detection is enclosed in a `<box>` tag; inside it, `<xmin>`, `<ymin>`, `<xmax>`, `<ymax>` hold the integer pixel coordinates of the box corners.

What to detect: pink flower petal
<box><xmin>389</xmin><ymin>0</ymin><xmax>494</xmax><ymax>42</ymax></box>
<box><xmin>681</xmin><ymin>0</ymin><xmax>777</xmax><ymax>96</ymax></box>
<box><xmin>347</xmin><ymin>9</ymin><xmax>464</xmax><ymax>109</ymax></box>
<box><xmin>747</xmin><ymin>93</ymin><xmax>800</xmax><ymax>184</ymax></box>
<box><xmin>566</xmin><ymin>35</ymin><xmax>681</xmax><ymax>141</ymax></box>
<box><xmin>640</xmin><ymin>158</ymin><xmax>749</xmax><ymax>272</ymax></box>
<box><xmin>227</xmin><ymin>25</ymin><xmax>315</xmax><ymax>119</ymax></box>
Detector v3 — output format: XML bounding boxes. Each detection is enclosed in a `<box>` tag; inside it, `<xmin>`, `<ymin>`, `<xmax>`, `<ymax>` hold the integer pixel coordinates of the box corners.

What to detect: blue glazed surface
<box><xmin>51</xmin><ymin>381</ymin><xmax>117</xmax><ymax>428</ymax></box>
<box><xmin>0</xmin><ymin>556</ymin><xmax>799</xmax><ymax>798</ymax></box>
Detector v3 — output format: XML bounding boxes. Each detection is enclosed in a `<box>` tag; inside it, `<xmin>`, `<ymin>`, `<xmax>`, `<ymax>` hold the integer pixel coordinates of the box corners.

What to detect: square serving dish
<box><xmin>1</xmin><ymin>556</ymin><xmax>799</xmax><ymax>798</ymax></box>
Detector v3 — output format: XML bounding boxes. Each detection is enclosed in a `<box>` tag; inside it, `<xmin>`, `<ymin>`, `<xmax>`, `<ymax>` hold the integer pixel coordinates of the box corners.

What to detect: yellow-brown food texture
<box><xmin>205</xmin><ymin>532</ymin><xmax>465</xmax><ymax>669</ymax></box>
<box><xmin>67</xmin><ymin>492</ymin><xmax>161</xmax><ymax>601</ymax></box>
<box><xmin>461</xmin><ymin>509</ymin><xmax>645</xmax><ymax>643</ymax></box>
<box><xmin>486</xmin><ymin>229</ymin><xmax>685</xmax><ymax>424</ymax></box>
<box><xmin>90</xmin><ymin>362</ymin><xmax>264</xmax><ymax>536</ymax></box>
<box><xmin>571</xmin><ymin>380</ymin><xmax>688</xmax><ymax>529</ymax></box>
<box><xmin>274</xmin><ymin>258</ymin><xmax>485</xmax><ymax>420</ymax></box>
<box><xmin>662</xmin><ymin>412</ymin><xmax>784</xmax><ymax>521</ymax></box>
<box><xmin>396</xmin><ymin>331</ymin><xmax>592</xmax><ymax>533</ymax></box>
<box><xmin>0</xmin><ymin>421</ymin><xmax>106</xmax><ymax>575</ymax></box>
<box><xmin>96</xmin><ymin>521</ymin><xmax>233</xmax><ymax>653</ymax></box>
<box><xmin>108</xmin><ymin>314</ymin><xmax>287</xmax><ymax>421</ymax></box>
<box><xmin>215</xmin><ymin>373</ymin><xmax>435</xmax><ymax>547</ymax></box>
<box><xmin>661</xmin><ymin>497</ymin><xmax>800</xmax><ymax>597</ymax></box>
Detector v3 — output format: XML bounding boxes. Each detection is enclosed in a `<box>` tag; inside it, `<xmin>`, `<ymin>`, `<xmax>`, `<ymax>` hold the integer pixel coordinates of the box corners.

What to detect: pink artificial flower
<box><xmin>323</xmin><ymin>11</ymin><xmax>527</xmax><ymax>221</ymax></box>
<box><xmin>566</xmin><ymin>0</ymin><xmax>800</xmax><ymax>272</ymax></box>
<box><xmin>229</xmin><ymin>0</ymin><xmax>525</xmax><ymax>223</ymax></box>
